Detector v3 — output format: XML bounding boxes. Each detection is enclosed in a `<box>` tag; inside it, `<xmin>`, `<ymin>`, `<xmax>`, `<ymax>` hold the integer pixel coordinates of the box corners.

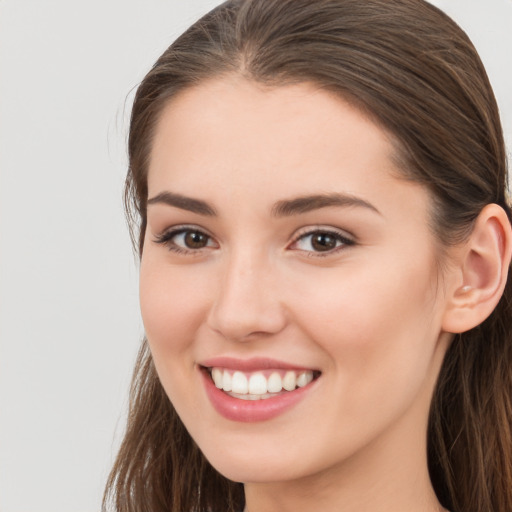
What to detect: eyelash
<box><xmin>153</xmin><ymin>225</ymin><xmax>216</xmax><ymax>255</ymax></box>
<box><xmin>153</xmin><ymin>225</ymin><xmax>355</xmax><ymax>257</ymax></box>
<box><xmin>289</xmin><ymin>227</ymin><xmax>355</xmax><ymax>257</ymax></box>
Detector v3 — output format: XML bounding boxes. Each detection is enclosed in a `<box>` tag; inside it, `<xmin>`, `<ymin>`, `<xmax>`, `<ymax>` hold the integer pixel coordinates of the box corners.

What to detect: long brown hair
<box><xmin>104</xmin><ymin>1</ymin><xmax>512</xmax><ymax>511</ymax></box>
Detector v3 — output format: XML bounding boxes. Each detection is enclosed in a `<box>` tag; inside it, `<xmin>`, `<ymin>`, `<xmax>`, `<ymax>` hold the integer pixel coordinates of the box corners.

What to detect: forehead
<box><xmin>147</xmin><ymin>76</ymin><xmax>428</xmax><ymax>226</ymax></box>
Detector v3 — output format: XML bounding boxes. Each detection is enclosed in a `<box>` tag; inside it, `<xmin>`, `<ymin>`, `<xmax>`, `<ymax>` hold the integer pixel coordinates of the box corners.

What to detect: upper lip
<box><xmin>199</xmin><ymin>356</ymin><xmax>318</xmax><ymax>372</ymax></box>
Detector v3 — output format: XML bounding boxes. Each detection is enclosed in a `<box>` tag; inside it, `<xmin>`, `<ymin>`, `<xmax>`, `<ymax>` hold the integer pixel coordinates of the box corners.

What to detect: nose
<box><xmin>206</xmin><ymin>251</ymin><xmax>287</xmax><ymax>342</ymax></box>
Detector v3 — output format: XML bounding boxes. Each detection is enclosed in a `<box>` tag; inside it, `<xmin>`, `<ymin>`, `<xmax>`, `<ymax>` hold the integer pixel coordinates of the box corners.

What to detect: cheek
<box><xmin>139</xmin><ymin>254</ymin><xmax>209</xmax><ymax>357</ymax></box>
<box><xmin>138</xmin><ymin>256</ymin><xmax>213</xmax><ymax>416</ymax></box>
<box><xmin>291</xmin><ymin>254</ymin><xmax>442</xmax><ymax>388</ymax></box>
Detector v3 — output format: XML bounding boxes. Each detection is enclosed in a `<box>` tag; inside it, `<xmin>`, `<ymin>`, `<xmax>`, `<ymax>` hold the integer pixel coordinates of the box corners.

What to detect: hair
<box><xmin>103</xmin><ymin>1</ymin><xmax>512</xmax><ymax>511</ymax></box>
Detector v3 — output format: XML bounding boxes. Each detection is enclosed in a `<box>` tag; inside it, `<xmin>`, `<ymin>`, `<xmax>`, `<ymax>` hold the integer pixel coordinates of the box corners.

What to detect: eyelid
<box><xmin>288</xmin><ymin>225</ymin><xmax>356</xmax><ymax>255</ymax></box>
<box><xmin>152</xmin><ymin>223</ymin><xmax>355</xmax><ymax>256</ymax></box>
<box><xmin>153</xmin><ymin>224</ymin><xmax>218</xmax><ymax>253</ymax></box>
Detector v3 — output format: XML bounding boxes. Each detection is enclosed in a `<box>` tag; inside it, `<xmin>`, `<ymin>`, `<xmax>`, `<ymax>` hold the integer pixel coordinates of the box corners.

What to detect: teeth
<box><xmin>248</xmin><ymin>373</ymin><xmax>267</xmax><ymax>394</ymax></box>
<box><xmin>210</xmin><ymin>367</ymin><xmax>315</xmax><ymax>396</ymax></box>
<box><xmin>222</xmin><ymin>371</ymin><xmax>232</xmax><ymax>392</ymax></box>
<box><xmin>297</xmin><ymin>371</ymin><xmax>313</xmax><ymax>388</ymax></box>
<box><xmin>267</xmin><ymin>372</ymin><xmax>282</xmax><ymax>393</ymax></box>
<box><xmin>212</xmin><ymin>367</ymin><xmax>223</xmax><ymax>388</ymax></box>
<box><xmin>231</xmin><ymin>371</ymin><xmax>248</xmax><ymax>394</ymax></box>
<box><xmin>282</xmin><ymin>371</ymin><xmax>296</xmax><ymax>391</ymax></box>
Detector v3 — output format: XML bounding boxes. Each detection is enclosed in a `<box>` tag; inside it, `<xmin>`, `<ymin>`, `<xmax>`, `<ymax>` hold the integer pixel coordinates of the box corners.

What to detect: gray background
<box><xmin>0</xmin><ymin>1</ymin><xmax>511</xmax><ymax>511</ymax></box>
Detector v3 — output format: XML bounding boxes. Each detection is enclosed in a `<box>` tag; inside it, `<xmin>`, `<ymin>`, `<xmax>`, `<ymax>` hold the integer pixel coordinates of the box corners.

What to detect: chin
<box><xmin>192</xmin><ymin>429</ymin><xmax>344</xmax><ymax>486</ymax></box>
<box><xmin>206</xmin><ymin>454</ymin><xmax>305</xmax><ymax>484</ymax></box>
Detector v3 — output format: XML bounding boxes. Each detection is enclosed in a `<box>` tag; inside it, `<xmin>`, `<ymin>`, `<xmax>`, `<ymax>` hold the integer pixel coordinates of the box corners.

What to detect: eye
<box><xmin>290</xmin><ymin>228</ymin><xmax>354</xmax><ymax>255</ymax></box>
<box><xmin>154</xmin><ymin>226</ymin><xmax>217</xmax><ymax>254</ymax></box>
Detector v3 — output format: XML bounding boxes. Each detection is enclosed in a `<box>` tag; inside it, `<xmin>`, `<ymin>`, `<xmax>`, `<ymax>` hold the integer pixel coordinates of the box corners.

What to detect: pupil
<box><xmin>185</xmin><ymin>231</ymin><xmax>207</xmax><ymax>248</ymax></box>
<box><xmin>312</xmin><ymin>233</ymin><xmax>336</xmax><ymax>251</ymax></box>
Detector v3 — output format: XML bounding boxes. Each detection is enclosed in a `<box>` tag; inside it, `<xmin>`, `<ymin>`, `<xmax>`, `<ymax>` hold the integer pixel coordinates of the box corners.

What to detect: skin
<box><xmin>140</xmin><ymin>76</ymin><xmax>455</xmax><ymax>512</ymax></box>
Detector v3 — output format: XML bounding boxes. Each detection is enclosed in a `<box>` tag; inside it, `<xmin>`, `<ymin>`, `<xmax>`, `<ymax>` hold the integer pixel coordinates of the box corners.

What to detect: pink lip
<box><xmin>199</xmin><ymin>356</ymin><xmax>315</xmax><ymax>372</ymax></box>
<box><xmin>199</xmin><ymin>364</ymin><xmax>318</xmax><ymax>423</ymax></box>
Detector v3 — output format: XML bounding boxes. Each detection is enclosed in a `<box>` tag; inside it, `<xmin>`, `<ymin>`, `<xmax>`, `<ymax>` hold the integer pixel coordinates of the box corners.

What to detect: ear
<box><xmin>442</xmin><ymin>203</ymin><xmax>512</xmax><ymax>334</ymax></box>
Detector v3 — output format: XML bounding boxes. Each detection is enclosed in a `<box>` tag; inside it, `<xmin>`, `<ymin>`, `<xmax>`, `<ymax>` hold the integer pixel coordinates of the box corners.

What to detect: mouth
<box><xmin>198</xmin><ymin>357</ymin><xmax>322</xmax><ymax>421</ymax></box>
<box><xmin>201</xmin><ymin>366</ymin><xmax>321</xmax><ymax>401</ymax></box>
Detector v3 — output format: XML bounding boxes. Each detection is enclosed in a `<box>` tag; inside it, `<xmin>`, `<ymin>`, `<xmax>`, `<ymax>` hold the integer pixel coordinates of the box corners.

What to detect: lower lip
<box><xmin>200</xmin><ymin>368</ymin><xmax>316</xmax><ymax>422</ymax></box>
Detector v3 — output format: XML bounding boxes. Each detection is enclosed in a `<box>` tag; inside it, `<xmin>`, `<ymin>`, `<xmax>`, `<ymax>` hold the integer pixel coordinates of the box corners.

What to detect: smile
<box><xmin>209</xmin><ymin>367</ymin><xmax>316</xmax><ymax>400</ymax></box>
<box><xmin>199</xmin><ymin>360</ymin><xmax>320</xmax><ymax>422</ymax></box>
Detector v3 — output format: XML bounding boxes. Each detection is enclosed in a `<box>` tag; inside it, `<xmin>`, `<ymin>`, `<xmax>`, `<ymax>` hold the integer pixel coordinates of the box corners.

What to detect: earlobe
<box><xmin>442</xmin><ymin>204</ymin><xmax>512</xmax><ymax>334</ymax></box>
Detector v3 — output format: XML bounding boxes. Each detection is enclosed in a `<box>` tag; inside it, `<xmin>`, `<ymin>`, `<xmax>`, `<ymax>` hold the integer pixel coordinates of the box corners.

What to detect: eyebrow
<box><xmin>147</xmin><ymin>191</ymin><xmax>217</xmax><ymax>216</ymax></box>
<box><xmin>147</xmin><ymin>191</ymin><xmax>380</xmax><ymax>217</ymax></box>
<box><xmin>271</xmin><ymin>193</ymin><xmax>381</xmax><ymax>217</ymax></box>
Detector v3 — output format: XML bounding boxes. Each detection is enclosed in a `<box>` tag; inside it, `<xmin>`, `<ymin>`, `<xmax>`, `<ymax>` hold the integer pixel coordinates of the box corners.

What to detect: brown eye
<box><xmin>310</xmin><ymin>233</ymin><xmax>338</xmax><ymax>251</ymax></box>
<box><xmin>291</xmin><ymin>228</ymin><xmax>354</xmax><ymax>255</ymax></box>
<box><xmin>154</xmin><ymin>227</ymin><xmax>217</xmax><ymax>253</ymax></box>
<box><xmin>184</xmin><ymin>230</ymin><xmax>210</xmax><ymax>249</ymax></box>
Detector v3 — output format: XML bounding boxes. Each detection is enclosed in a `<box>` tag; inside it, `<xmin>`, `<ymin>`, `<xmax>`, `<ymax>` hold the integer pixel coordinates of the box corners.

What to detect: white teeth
<box><xmin>210</xmin><ymin>367</ymin><xmax>315</xmax><ymax>396</ymax></box>
<box><xmin>282</xmin><ymin>371</ymin><xmax>296</xmax><ymax>391</ymax></box>
<box><xmin>222</xmin><ymin>371</ymin><xmax>232</xmax><ymax>392</ymax></box>
<box><xmin>231</xmin><ymin>371</ymin><xmax>248</xmax><ymax>394</ymax></box>
<box><xmin>297</xmin><ymin>371</ymin><xmax>313</xmax><ymax>388</ymax></box>
<box><xmin>248</xmin><ymin>373</ymin><xmax>267</xmax><ymax>394</ymax></box>
<box><xmin>267</xmin><ymin>372</ymin><xmax>282</xmax><ymax>393</ymax></box>
<box><xmin>212</xmin><ymin>367</ymin><xmax>223</xmax><ymax>388</ymax></box>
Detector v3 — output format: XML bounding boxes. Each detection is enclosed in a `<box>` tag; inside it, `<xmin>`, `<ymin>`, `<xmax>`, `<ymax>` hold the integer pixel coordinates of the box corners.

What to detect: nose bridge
<box><xmin>207</xmin><ymin>244</ymin><xmax>286</xmax><ymax>341</ymax></box>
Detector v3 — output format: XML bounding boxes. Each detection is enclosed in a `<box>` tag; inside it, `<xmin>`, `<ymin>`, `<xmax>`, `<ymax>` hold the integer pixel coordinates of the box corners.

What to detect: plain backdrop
<box><xmin>0</xmin><ymin>1</ymin><xmax>511</xmax><ymax>511</ymax></box>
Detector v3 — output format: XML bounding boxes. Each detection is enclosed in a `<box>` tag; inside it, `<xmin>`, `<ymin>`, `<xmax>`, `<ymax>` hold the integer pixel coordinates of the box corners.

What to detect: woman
<box><xmin>104</xmin><ymin>1</ymin><xmax>512</xmax><ymax>511</ymax></box>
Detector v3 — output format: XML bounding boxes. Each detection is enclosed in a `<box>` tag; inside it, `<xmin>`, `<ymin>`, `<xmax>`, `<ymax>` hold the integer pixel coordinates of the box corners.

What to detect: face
<box><xmin>140</xmin><ymin>77</ymin><xmax>453</xmax><ymax>485</ymax></box>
